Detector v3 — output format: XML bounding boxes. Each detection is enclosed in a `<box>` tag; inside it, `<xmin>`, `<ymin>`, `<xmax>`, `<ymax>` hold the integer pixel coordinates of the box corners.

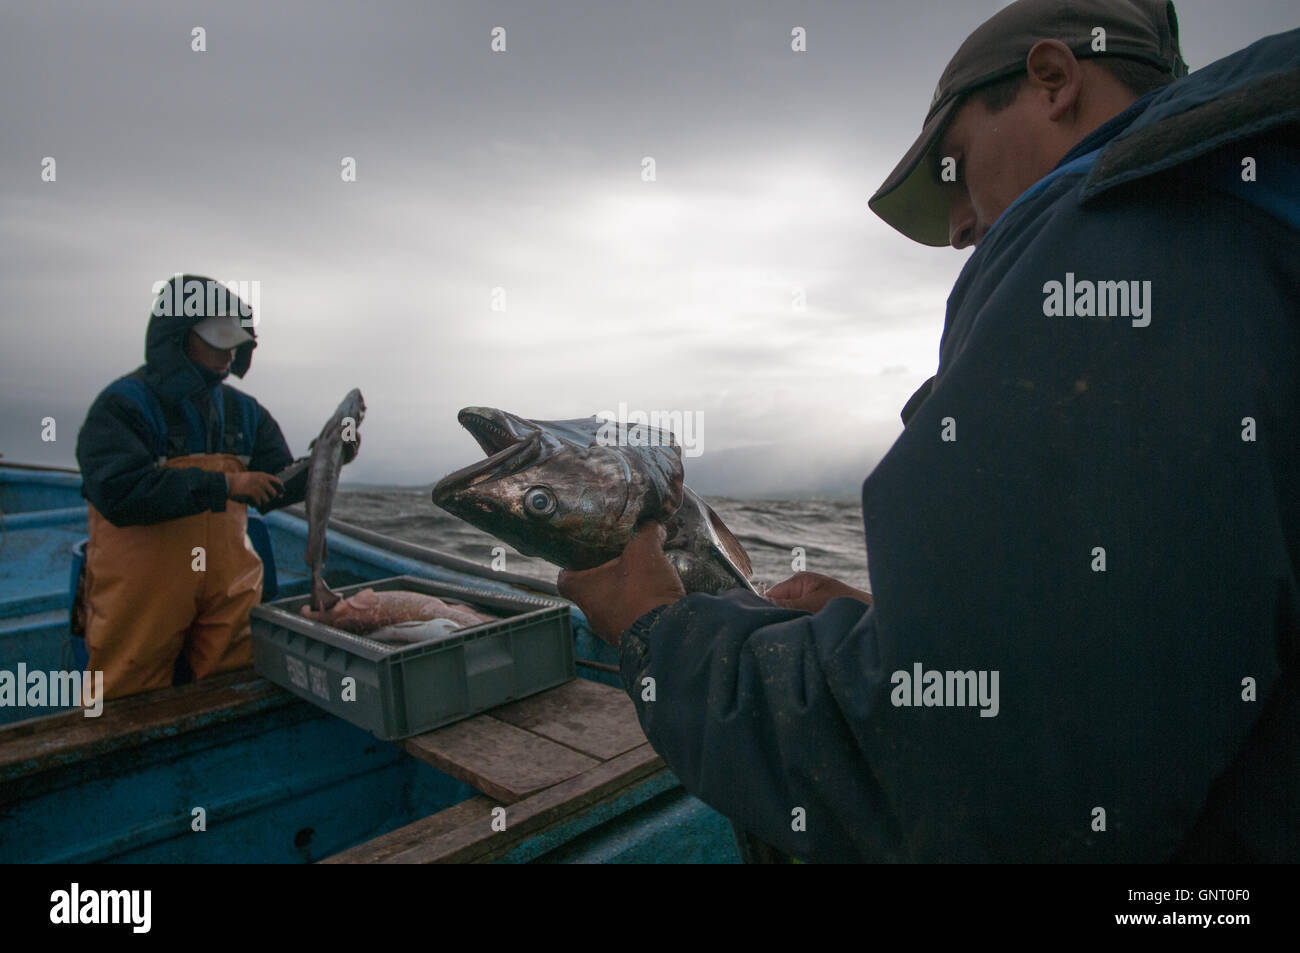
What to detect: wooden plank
<box><xmin>403</xmin><ymin>715</ymin><xmax>598</xmax><ymax>803</ymax></box>
<box><xmin>320</xmin><ymin>795</ymin><xmax>498</xmax><ymax>864</ymax></box>
<box><xmin>0</xmin><ymin>669</ymin><xmax>297</xmax><ymax>782</ymax></box>
<box><xmin>382</xmin><ymin>743</ymin><xmax>665</xmax><ymax>864</ymax></box>
<box><xmin>489</xmin><ymin>676</ymin><xmax>645</xmax><ymax>762</ymax></box>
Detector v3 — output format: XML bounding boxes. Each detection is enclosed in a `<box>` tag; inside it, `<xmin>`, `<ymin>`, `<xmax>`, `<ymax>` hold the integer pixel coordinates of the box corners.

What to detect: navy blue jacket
<box><xmin>76</xmin><ymin>293</ymin><xmax>305</xmax><ymax>527</ymax></box>
<box><xmin>620</xmin><ymin>30</ymin><xmax>1300</xmax><ymax>862</ymax></box>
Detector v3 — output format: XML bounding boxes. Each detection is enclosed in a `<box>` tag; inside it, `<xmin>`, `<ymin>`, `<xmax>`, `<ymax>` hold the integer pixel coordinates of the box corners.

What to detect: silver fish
<box><xmin>431</xmin><ymin>407</ymin><xmax>754</xmax><ymax>594</ymax></box>
<box><xmin>304</xmin><ymin>388</ymin><xmax>365</xmax><ymax>611</ymax></box>
<box><xmin>365</xmin><ymin>618</ymin><xmax>462</xmax><ymax>644</ymax></box>
<box><xmin>434</xmin><ymin>408</ymin><xmax>784</xmax><ymax>864</ymax></box>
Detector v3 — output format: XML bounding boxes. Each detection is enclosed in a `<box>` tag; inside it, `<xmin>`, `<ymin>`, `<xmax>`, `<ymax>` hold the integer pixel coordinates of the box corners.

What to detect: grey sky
<box><xmin>2</xmin><ymin>1</ymin><xmax>1294</xmax><ymax>494</ymax></box>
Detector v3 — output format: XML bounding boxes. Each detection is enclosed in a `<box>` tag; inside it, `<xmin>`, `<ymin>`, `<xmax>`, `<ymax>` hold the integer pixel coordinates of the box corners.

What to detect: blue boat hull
<box><xmin>0</xmin><ymin>466</ymin><xmax>739</xmax><ymax>863</ymax></box>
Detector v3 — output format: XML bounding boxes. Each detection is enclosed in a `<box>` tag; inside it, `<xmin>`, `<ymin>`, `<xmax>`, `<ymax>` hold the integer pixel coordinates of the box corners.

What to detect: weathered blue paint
<box><xmin>498</xmin><ymin>769</ymin><xmax>680</xmax><ymax>863</ymax></box>
<box><xmin>3</xmin><ymin>507</ymin><xmax>89</xmax><ymax>531</ymax></box>
<box><xmin>4</xmin><ymin>703</ymin><xmax>481</xmax><ymax>863</ymax></box>
<box><xmin>0</xmin><ymin>466</ymin><xmax>738</xmax><ymax>864</ymax></box>
<box><xmin>0</xmin><ymin>472</ymin><xmax>90</xmax><ymax>722</ymax></box>
<box><xmin>573</xmin><ymin>622</ymin><xmax>623</xmax><ymax>690</ymax></box>
<box><xmin>535</xmin><ymin>790</ymin><xmax>743</xmax><ymax>864</ymax></box>
<box><xmin>0</xmin><ymin>470</ymin><xmax>85</xmax><ymax>514</ymax></box>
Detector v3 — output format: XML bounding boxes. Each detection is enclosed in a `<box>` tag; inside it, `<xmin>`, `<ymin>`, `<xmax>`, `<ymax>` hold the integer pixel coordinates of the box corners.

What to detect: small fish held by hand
<box><xmin>304</xmin><ymin>388</ymin><xmax>365</xmax><ymax>612</ymax></box>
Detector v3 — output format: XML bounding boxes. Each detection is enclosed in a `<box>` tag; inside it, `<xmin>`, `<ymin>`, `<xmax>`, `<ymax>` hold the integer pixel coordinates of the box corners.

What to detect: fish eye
<box><xmin>523</xmin><ymin>485</ymin><xmax>556</xmax><ymax>518</ymax></box>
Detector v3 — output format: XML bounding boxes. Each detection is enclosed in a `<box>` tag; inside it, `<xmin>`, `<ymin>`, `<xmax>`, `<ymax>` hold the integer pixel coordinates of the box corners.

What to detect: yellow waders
<box><xmin>83</xmin><ymin>453</ymin><xmax>264</xmax><ymax>700</ymax></box>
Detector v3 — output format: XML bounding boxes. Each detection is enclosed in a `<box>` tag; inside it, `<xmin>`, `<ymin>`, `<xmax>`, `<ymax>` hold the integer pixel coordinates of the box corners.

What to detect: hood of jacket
<box><xmin>1083</xmin><ymin>26</ymin><xmax>1300</xmax><ymax>200</ymax></box>
<box><xmin>142</xmin><ymin>274</ymin><xmax>258</xmax><ymax>401</ymax></box>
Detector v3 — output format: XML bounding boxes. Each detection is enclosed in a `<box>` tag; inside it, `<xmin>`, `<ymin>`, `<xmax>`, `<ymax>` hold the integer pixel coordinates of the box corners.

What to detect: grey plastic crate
<box><xmin>251</xmin><ymin>575</ymin><xmax>574</xmax><ymax>740</ymax></box>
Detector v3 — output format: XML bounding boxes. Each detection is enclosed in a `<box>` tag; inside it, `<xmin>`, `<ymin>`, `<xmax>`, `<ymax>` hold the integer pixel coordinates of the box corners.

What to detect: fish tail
<box><xmin>311</xmin><ymin>572</ymin><xmax>341</xmax><ymax>613</ymax></box>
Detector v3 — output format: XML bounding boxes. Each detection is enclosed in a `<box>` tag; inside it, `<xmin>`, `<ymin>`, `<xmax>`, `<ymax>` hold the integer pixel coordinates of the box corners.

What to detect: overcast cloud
<box><xmin>2</xmin><ymin>0</ymin><xmax>1294</xmax><ymax>494</ymax></box>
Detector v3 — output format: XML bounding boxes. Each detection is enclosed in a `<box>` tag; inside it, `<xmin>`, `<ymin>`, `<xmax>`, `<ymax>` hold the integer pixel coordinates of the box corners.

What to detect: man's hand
<box><xmin>227</xmin><ymin>471</ymin><xmax>284</xmax><ymax>507</ymax></box>
<box><xmin>767</xmin><ymin>572</ymin><xmax>872</xmax><ymax>613</ymax></box>
<box><xmin>556</xmin><ymin>522</ymin><xmax>687</xmax><ymax>647</ymax></box>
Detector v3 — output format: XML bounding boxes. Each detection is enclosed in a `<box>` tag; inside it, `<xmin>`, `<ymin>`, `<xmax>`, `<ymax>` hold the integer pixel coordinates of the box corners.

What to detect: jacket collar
<box><xmin>1084</xmin><ymin>28</ymin><xmax>1300</xmax><ymax>200</ymax></box>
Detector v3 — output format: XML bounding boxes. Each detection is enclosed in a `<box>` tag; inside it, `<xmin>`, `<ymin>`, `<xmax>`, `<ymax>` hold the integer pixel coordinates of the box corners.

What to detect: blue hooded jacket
<box><xmin>619</xmin><ymin>29</ymin><xmax>1300</xmax><ymax>862</ymax></box>
<box><xmin>76</xmin><ymin>277</ymin><xmax>306</xmax><ymax>526</ymax></box>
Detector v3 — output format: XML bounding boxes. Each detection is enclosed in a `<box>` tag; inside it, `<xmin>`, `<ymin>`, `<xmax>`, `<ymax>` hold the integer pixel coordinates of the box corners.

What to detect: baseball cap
<box><xmin>192</xmin><ymin>313</ymin><xmax>255</xmax><ymax>350</ymax></box>
<box><xmin>869</xmin><ymin>0</ymin><xmax>1189</xmax><ymax>246</ymax></box>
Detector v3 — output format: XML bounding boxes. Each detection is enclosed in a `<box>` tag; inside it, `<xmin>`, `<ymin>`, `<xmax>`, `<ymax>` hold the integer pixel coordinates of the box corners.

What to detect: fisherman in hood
<box><xmin>75</xmin><ymin>275</ymin><xmax>347</xmax><ymax>700</ymax></box>
<box><xmin>559</xmin><ymin>1</ymin><xmax>1300</xmax><ymax>862</ymax></box>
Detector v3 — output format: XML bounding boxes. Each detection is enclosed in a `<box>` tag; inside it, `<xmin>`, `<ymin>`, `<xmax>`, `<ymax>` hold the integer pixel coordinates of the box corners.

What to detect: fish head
<box><xmin>340</xmin><ymin>388</ymin><xmax>366</xmax><ymax>427</ymax></box>
<box><xmin>432</xmin><ymin>407</ymin><xmax>684</xmax><ymax>570</ymax></box>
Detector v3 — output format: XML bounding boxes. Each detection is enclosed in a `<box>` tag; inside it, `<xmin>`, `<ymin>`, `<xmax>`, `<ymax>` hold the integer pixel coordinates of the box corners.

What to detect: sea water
<box><xmin>332</xmin><ymin>488</ymin><xmax>870</xmax><ymax>591</ymax></box>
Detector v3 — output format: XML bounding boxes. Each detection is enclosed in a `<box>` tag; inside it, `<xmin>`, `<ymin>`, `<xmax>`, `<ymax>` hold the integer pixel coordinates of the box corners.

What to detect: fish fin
<box><xmin>704</xmin><ymin>501</ymin><xmax>753</xmax><ymax>579</ymax></box>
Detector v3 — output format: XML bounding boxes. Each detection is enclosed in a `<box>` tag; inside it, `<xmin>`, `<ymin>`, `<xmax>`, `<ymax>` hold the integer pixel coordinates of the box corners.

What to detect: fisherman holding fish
<box><xmin>556</xmin><ymin>1</ymin><xmax>1300</xmax><ymax>862</ymax></box>
<box><xmin>75</xmin><ymin>275</ymin><xmax>356</xmax><ymax>700</ymax></box>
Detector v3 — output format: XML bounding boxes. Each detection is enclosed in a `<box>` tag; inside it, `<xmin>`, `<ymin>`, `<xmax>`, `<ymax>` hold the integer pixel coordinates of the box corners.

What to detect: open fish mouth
<box><xmin>431</xmin><ymin>410</ymin><xmax>543</xmax><ymax>503</ymax></box>
<box><xmin>457</xmin><ymin>407</ymin><xmax>532</xmax><ymax>455</ymax></box>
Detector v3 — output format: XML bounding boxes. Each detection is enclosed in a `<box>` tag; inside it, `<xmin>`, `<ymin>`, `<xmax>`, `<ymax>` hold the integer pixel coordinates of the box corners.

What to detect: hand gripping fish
<box><xmin>433</xmin><ymin>407</ymin><xmax>789</xmax><ymax>865</ymax></box>
<box><xmin>431</xmin><ymin>407</ymin><xmax>755</xmax><ymax>594</ymax></box>
<box><xmin>304</xmin><ymin>388</ymin><xmax>365</xmax><ymax>611</ymax></box>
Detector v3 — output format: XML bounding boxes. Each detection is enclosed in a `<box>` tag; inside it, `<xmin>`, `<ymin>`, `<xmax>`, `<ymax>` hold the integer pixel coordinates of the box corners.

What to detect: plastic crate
<box><xmin>251</xmin><ymin>575</ymin><xmax>574</xmax><ymax>740</ymax></box>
